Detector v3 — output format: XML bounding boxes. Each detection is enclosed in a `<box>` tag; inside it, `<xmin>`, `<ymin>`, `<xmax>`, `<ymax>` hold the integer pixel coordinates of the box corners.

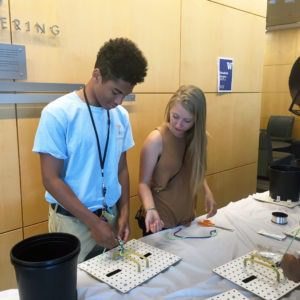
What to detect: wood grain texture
<box><xmin>0</xmin><ymin>105</ymin><xmax>22</xmax><ymax>233</ymax></box>
<box><xmin>17</xmin><ymin>104</ymin><xmax>48</xmax><ymax>226</ymax></box>
<box><xmin>23</xmin><ymin>221</ymin><xmax>48</xmax><ymax>239</ymax></box>
<box><xmin>181</xmin><ymin>0</ymin><xmax>266</xmax><ymax>92</ymax></box>
<box><xmin>9</xmin><ymin>0</ymin><xmax>180</xmax><ymax>92</ymax></box>
<box><xmin>0</xmin><ymin>229</ymin><xmax>22</xmax><ymax>290</ymax></box>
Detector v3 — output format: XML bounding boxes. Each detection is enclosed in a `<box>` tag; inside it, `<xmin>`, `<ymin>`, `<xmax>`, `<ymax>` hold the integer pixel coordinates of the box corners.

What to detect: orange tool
<box><xmin>198</xmin><ymin>219</ymin><xmax>234</xmax><ymax>232</ymax></box>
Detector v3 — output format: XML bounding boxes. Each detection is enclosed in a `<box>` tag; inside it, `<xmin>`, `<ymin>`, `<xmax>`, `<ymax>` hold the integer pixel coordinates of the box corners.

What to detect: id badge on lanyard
<box><xmin>100</xmin><ymin>175</ymin><xmax>115</xmax><ymax>224</ymax></box>
<box><xmin>102</xmin><ymin>208</ymin><xmax>115</xmax><ymax>225</ymax></box>
<box><xmin>84</xmin><ymin>86</ymin><xmax>113</xmax><ymax>222</ymax></box>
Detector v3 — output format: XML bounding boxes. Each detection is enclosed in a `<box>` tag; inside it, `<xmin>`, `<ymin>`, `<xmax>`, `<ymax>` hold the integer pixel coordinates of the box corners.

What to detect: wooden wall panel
<box><xmin>215</xmin><ymin>163</ymin><xmax>257</xmax><ymax>206</ymax></box>
<box><xmin>260</xmin><ymin>92</ymin><xmax>292</xmax><ymax>129</ymax></box>
<box><xmin>126</xmin><ymin>94</ymin><xmax>170</xmax><ymax>196</ymax></box>
<box><xmin>23</xmin><ymin>221</ymin><xmax>48</xmax><ymax>239</ymax></box>
<box><xmin>261</xmin><ymin>29</ymin><xmax>300</xmax><ymax>138</ymax></box>
<box><xmin>0</xmin><ymin>0</ymin><xmax>11</xmax><ymax>43</ymax></box>
<box><xmin>209</xmin><ymin>0</ymin><xmax>267</xmax><ymax>16</ymax></box>
<box><xmin>9</xmin><ymin>0</ymin><xmax>180</xmax><ymax>92</ymax></box>
<box><xmin>264</xmin><ymin>29</ymin><xmax>298</xmax><ymax>65</ymax></box>
<box><xmin>17</xmin><ymin>104</ymin><xmax>48</xmax><ymax>226</ymax></box>
<box><xmin>262</xmin><ymin>65</ymin><xmax>291</xmax><ymax>93</ymax></box>
<box><xmin>181</xmin><ymin>0</ymin><xmax>266</xmax><ymax>92</ymax></box>
<box><xmin>0</xmin><ymin>106</ymin><xmax>22</xmax><ymax>233</ymax></box>
<box><xmin>196</xmin><ymin>163</ymin><xmax>257</xmax><ymax>215</ymax></box>
<box><xmin>206</xmin><ymin>93</ymin><xmax>261</xmax><ymax>174</ymax></box>
<box><xmin>0</xmin><ymin>229</ymin><xmax>22</xmax><ymax>290</ymax></box>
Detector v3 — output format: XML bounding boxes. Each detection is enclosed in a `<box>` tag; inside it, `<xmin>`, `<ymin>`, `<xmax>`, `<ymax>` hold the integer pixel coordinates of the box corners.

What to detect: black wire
<box><xmin>173</xmin><ymin>227</ymin><xmax>217</xmax><ymax>239</ymax></box>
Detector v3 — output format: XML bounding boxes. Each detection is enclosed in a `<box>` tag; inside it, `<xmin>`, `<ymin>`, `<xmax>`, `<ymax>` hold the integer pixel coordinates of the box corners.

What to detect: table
<box><xmin>272</xmin><ymin>141</ymin><xmax>291</xmax><ymax>151</ymax></box>
<box><xmin>1</xmin><ymin>194</ymin><xmax>300</xmax><ymax>300</ymax></box>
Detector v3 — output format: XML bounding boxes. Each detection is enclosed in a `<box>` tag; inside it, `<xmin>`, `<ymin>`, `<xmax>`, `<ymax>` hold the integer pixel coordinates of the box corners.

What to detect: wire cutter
<box><xmin>198</xmin><ymin>219</ymin><xmax>234</xmax><ymax>232</ymax></box>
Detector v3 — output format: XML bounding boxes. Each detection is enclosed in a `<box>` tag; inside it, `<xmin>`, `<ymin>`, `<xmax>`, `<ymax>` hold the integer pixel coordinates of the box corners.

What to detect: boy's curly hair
<box><xmin>95</xmin><ymin>38</ymin><xmax>148</xmax><ymax>85</ymax></box>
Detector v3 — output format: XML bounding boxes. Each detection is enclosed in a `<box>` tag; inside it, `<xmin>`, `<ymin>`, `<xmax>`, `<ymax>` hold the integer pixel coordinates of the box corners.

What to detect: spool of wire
<box><xmin>271</xmin><ymin>211</ymin><xmax>288</xmax><ymax>225</ymax></box>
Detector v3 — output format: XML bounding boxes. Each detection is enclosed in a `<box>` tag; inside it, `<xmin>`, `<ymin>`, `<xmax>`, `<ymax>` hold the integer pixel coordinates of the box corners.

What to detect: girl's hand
<box><xmin>145</xmin><ymin>209</ymin><xmax>164</xmax><ymax>233</ymax></box>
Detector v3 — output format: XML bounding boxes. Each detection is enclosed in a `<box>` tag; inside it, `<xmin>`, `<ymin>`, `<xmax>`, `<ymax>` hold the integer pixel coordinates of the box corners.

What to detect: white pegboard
<box><xmin>205</xmin><ymin>289</ymin><xmax>249</xmax><ymax>300</ymax></box>
<box><xmin>78</xmin><ymin>239</ymin><xmax>181</xmax><ymax>293</ymax></box>
<box><xmin>213</xmin><ymin>252</ymin><xmax>300</xmax><ymax>300</ymax></box>
<box><xmin>284</xmin><ymin>226</ymin><xmax>300</xmax><ymax>240</ymax></box>
<box><xmin>252</xmin><ymin>192</ymin><xmax>300</xmax><ymax>208</ymax></box>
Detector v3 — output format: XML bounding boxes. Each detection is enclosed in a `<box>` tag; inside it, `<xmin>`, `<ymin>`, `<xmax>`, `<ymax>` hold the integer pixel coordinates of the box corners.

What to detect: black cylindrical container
<box><xmin>11</xmin><ymin>233</ymin><xmax>80</xmax><ymax>300</ymax></box>
<box><xmin>269</xmin><ymin>165</ymin><xmax>300</xmax><ymax>202</ymax></box>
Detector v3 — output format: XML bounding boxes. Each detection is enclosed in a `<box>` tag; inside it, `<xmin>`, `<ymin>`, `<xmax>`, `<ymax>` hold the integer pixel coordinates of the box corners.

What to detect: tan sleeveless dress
<box><xmin>151</xmin><ymin>123</ymin><xmax>195</xmax><ymax>228</ymax></box>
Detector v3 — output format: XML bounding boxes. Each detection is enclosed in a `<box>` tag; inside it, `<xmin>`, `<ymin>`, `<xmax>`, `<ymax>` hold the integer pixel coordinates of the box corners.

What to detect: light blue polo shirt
<box><xmin>33</xmin><ymin>92</ymin><xmax>134</xmax><ymax>210</ymax></box>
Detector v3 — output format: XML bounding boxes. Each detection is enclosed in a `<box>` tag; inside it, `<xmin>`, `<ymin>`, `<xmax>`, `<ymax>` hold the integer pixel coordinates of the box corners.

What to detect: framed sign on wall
<box><xmin>218</xmin><ymin>57</ymin><xmax>233</xmax><ymax>93</ymax></box>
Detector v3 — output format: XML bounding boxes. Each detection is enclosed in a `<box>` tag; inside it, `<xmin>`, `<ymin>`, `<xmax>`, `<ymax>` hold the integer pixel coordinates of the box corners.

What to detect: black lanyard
<box><xmin>83</xmin><ymin>87</ymin><xmax>110</xmax><ymax>198</ymax></box>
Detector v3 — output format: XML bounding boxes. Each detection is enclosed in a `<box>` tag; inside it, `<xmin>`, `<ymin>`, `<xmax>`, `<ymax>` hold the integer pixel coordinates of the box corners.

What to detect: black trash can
<box><xmin>269</xmin><ymin>165</ymin><xmax>300</xmax><ymax>202</ymax></box>
<box><xmin>10</xmin><ymin>232</ymin><xmax>80</xmax><ymax>300</ymax></box>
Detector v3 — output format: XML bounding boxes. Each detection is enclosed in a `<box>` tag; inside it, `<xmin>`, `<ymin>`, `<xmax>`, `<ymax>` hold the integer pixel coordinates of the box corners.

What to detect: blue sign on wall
<box><xmin>218</xmin><ymin>57</ymin><xmax>233</xmax><ymax>92</ymax></box>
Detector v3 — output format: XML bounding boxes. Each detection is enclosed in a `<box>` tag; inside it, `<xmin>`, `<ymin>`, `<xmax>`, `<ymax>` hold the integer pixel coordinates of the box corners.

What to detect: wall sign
<box><xmin>0</xmin><ymin>17</ymin><xmax>60</xmax><ymax>36</ymax></box>
<box><xmin>218</xmin><ymin>57</ymin><xmax>233</xmax><ymax>92</ymax></box>
<box><xmin>0</xmin><ymin>43</ymin><xmax>26</xmax><ymax>79</ymax></box>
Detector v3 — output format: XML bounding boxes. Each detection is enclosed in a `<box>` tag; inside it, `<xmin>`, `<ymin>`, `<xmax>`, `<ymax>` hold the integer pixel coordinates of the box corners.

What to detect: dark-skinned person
<box><xmin>33</xmin><ymin>38</ymin><xmax>147</xmax><ymax>262</ymax></box>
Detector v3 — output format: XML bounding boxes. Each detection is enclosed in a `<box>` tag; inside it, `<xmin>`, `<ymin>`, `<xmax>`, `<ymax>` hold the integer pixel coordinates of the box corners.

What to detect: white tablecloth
<box><xmin>1</xmin><ymin>195</ymin><xmax>300</xmax><ymax>299</ymax></box>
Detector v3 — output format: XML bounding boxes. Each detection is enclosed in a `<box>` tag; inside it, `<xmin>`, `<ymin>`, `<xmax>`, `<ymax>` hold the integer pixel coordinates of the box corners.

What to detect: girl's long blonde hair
<box><xmin>165</xmin><ymin>85</ymin><xmax>207</xmax><ymax>198</ymax></box>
